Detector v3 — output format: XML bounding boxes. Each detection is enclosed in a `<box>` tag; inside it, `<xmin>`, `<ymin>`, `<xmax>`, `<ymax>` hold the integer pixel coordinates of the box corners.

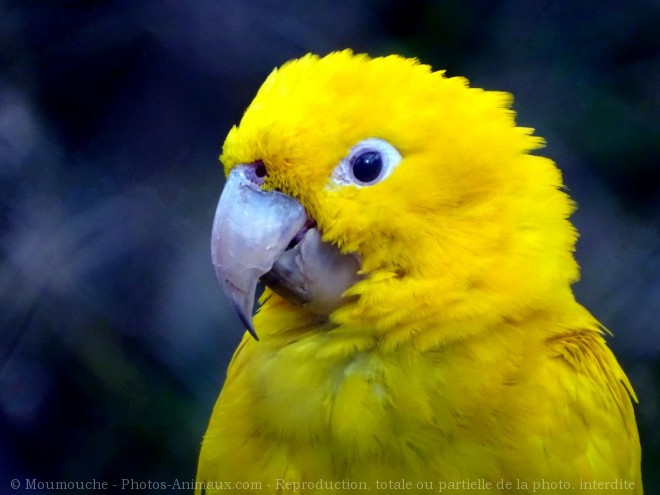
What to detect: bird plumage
<box><xmin>198</xmin><ymin>51</ymin><xmax>642</xmax><ymax>494</ymax></box>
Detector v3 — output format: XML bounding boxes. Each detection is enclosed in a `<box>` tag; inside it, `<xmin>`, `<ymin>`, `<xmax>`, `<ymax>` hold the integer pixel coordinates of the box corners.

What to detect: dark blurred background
<box><xmin>1</xmin><ymin>0</ymin><xmax>658</xmax><ymax>493</ymax></box>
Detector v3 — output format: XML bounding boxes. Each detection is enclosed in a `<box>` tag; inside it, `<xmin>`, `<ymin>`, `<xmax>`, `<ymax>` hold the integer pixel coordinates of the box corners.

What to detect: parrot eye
<box><xmin>330</xmin><ymin>138</ymin><xmax>402</xmax><ymax>188</ymax></box>
<box><xmin>351</xmin><ymin>151</ymin><xmax>382</xmax><ymax>183</ymax></box>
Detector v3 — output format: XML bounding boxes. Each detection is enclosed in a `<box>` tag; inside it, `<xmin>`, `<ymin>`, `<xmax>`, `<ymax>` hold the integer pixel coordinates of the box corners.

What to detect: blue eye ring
<box><xmin>330</xmin><ymin>138</ymin><xmax>402</xmax><ymax>188</ymax></box>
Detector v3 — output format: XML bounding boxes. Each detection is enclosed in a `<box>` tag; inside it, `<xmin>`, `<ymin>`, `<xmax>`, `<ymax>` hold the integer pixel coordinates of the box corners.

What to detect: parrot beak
<box><xmin>212</xmin><ymin>163</ymin><xmax>363</xmax><ymax>340</ymax></box>
<box><xmin>211</xmin><ymin>164</ymin><xmax>308</xmax><ymax>339</ymax></box>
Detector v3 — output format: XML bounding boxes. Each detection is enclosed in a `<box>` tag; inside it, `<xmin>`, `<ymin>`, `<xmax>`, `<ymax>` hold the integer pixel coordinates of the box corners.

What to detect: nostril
<box><xmin>255</xmin><ymin>162</ymin><xmax>267</xmax><ymax>178</ymax></box>
<box><xmin>242</xmin><ymin>161</ymin><xmax>267</xmax><ymax>186</ymax></box>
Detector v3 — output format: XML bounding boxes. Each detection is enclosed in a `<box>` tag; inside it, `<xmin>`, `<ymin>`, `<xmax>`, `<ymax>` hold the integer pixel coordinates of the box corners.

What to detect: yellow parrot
<box><xmin>197</xmin><ymin>51</ymin><xmax>642</xmax><ymax>494</ymax></box>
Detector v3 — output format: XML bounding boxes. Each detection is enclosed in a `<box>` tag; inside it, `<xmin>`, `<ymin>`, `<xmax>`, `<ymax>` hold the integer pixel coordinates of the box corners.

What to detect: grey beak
<box><xmin>211</xmin><ymin>164</ymin><xmax>307</xmax><ymax>339</ymax></box>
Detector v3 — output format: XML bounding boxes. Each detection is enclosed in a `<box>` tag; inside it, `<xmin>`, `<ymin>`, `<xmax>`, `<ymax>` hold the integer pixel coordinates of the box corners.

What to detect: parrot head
<box><xmin>212</xmin><ymin>50</ymin><xmax>579</xmax><ymax>344</ymax></box>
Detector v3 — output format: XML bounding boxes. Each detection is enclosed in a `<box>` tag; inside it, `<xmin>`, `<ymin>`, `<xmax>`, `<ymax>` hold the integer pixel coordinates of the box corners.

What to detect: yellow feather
<box><xmin>197</xmin><ymin>51</ymin><xmax>642</xmax><ymax>494</ymax></box>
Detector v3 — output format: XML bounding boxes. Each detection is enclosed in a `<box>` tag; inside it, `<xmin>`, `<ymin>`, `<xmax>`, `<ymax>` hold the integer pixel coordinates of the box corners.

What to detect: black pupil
<box><xmin>352</xmin><ymin>151</ymin><xmax>383</xmax><ymax>183</ymax></box>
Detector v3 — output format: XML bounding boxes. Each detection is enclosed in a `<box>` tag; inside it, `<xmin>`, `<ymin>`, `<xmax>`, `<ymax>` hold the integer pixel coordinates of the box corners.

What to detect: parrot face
<box><xmin>212</xmin><ymin>50</ymin><xmax>579</xmax><ymax>343</ymax></box>
<box><xmin>211</xmin><ymin>135</ymin><xmax>403</xmax><ymax>336</ymax></box>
